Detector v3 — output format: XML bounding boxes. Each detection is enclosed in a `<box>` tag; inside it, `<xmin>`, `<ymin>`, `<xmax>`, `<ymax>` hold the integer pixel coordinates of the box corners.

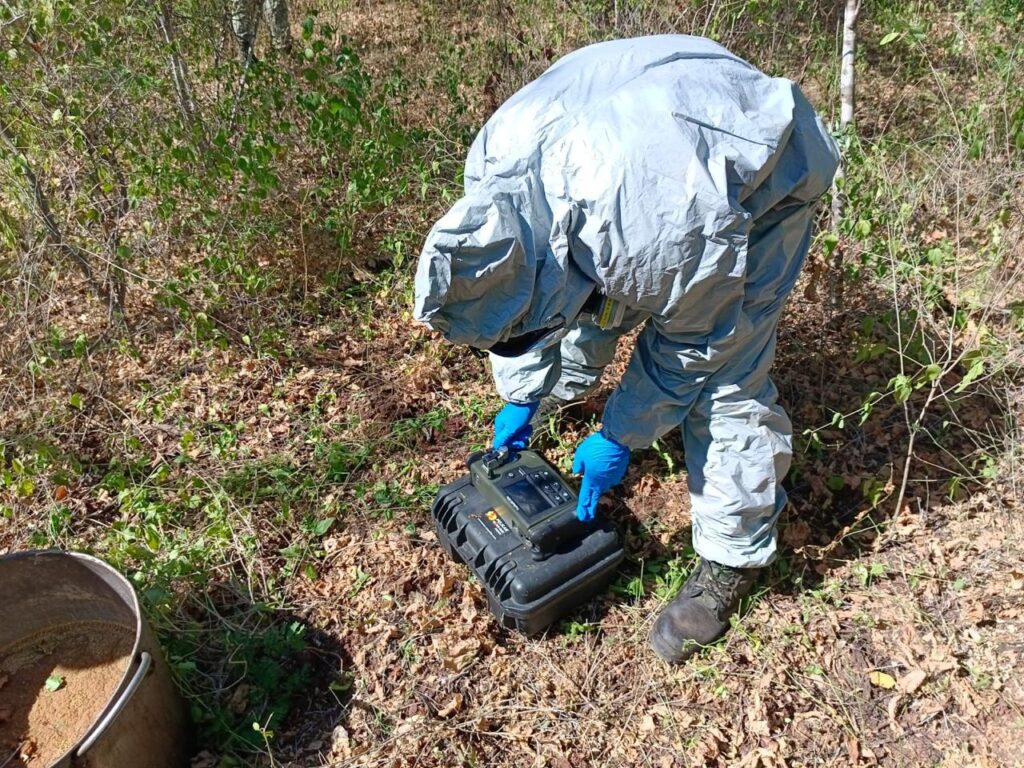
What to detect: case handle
<box><xmin>528</xmin><ymin>509</ymin><xmax>592</xmax><ymax>559</ymax></box>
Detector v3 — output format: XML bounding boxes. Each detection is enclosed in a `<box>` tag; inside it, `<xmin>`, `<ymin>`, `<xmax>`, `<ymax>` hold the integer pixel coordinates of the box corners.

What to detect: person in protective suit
<box><xmin>413</xmin><ymin>35</ymin><xmax>840</xmax><ymax>662</ymax></box>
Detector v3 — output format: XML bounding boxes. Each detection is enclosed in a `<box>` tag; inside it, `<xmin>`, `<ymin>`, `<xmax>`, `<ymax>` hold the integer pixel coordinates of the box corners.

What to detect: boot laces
<box><xmin>682</xmin><ymin>559</ymin><xmax>750</xmax><ymax>618</ymax></box>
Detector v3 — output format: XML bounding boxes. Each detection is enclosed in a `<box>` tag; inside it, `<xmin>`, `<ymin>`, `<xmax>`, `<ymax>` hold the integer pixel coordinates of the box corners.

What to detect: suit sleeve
<box><xmin>489</xmin><ymin>344</ymin><xmax>562</xmax><ymax>404</ymax></box>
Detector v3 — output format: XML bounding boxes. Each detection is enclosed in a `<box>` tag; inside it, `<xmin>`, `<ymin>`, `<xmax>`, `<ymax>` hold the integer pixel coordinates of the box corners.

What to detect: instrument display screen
<box><xmin>503</xmin><ymin>478</ymin><xmax>553</xmax><ymax>519</ymax></box>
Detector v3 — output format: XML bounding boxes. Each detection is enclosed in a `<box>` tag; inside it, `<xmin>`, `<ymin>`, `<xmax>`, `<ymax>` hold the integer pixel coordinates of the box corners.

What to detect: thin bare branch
<box><xmin>0</xmin><ymin>119</ymin><xmax>115</xmax><ymax>310</ymax></box>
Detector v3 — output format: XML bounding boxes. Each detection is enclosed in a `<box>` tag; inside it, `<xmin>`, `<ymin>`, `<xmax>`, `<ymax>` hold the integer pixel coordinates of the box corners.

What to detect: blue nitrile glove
<box><xmin>572</xmin><ymin>431</ymin><xmax>630</xmax><ymax>522</ymax></box>
<box><xmin>493</xmin><ymin>401</ymin><xmax>540</xmax><ymax>450</ymax></box>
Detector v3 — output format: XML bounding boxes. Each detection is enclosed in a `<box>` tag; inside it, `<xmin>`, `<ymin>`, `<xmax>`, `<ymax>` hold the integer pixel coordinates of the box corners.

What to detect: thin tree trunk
<box><xmin>229</xmin><ymin>0</ymin><xmax>258</xmax><ymax>65</ymax></box>
<box><xmin>830</xmin><ymin>0</ymin><xmax>859</xmax><ymax>316</ymax></box>
<box><xmin>838</xmin><ymin>0</ymin><xmax>859</xmax><ymax>131</ymax></box>
<box><xmin>262</xmin><ymin>0</ymin><xmax>291</xmax><ymax>54</ymax></box>
<box><xmin>156</xmin><ymin>2</ymin><xmax>202</xmax><ymax>133</ymax></box>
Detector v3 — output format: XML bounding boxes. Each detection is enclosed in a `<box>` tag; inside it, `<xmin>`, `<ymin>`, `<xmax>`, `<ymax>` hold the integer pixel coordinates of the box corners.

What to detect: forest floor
<box><xmin>2</xmin><ymin>1</ymin><xmax>1023</xmax><ymax>767</ymax></box>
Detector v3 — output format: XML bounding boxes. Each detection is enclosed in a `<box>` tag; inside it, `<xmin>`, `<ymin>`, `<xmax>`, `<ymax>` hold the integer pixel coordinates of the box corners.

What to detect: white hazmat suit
<box><xmin>414</xmin><ymin>35</ymin><xmax>840</xmax><ymax>568</ymax></box>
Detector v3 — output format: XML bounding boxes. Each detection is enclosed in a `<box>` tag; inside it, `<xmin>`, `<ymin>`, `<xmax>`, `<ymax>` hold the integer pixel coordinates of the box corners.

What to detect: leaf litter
<box><xmin>0</xmin><ymin>3</ymin><xmax>1022</xmax><ymax>767</ymax></box>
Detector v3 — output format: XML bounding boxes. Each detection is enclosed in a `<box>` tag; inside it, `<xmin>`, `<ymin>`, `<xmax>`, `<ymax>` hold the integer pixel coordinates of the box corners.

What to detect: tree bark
<box><xmin>156</xmin><ymin>2</ymin><xmax>201</xmax><ymax>130</ymax></box>
<box><xmin>838</xmin><ymin>0</ymin><xmax>860</xmax><ymax>132</ymax></box>
<box><xmin>830</xmin><ymin>0</ymin><xmax>859</xmax><ymax>316</ymax></box>
<box><xmin>262</xmin><ymin>0</ymin><xmax>291</xmax><ymax>54</ymax></box>
<box><xmin>229</xmin><ymin>0</ymin><xmax>258</xmax><ymax>65</ymax></box>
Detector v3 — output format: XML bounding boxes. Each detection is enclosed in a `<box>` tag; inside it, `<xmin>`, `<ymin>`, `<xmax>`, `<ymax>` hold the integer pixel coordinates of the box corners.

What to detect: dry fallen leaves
<box><xmin>436</xmin><ymin>692</ymin><xmax>464</xmax><ymax>718</ymax></box>
<box><xmin>846</xmin><ymin>735</ymin><xmax>860</xmax><ymax>763</ymax></box>
<box><xmin>330</xmin><ymin>724</ymin><xmax>352</xmax><ymax>759</ymax></box>
<box><xmin>437</xmin><ymin>636</ymin><xmax>482</xmax><ymax>672</ymax></box>
<box><xmin>898</xmin><ymin>669</ymin><xmax>928</xmax><ymax>695</ymax></box>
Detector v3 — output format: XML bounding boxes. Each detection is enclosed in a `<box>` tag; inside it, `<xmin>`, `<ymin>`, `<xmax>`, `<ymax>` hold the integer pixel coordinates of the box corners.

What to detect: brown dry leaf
<box><xmin>922</xmin><ymin>653</ymin><xmax>957</xmax><ymax>676</ymax></box>
<box><xmin>869</xmin><ymin>671</ymin><xmax>897</xmax><ymax>690</ymax></box>
<box><xmin>330</xmin><ymin>724</ymin><xmax>352</xmax><ymax>759</ymax></box>
<box><xmin>471</xmin><ymin>717</ymin><xmax>493</xmax><ymax>732</ymax></box>
<box><xmin>898</xmin><ymin>669</ymin><xmax>927</xmax><ymax>695</ymax></box>
<box><xmin>436</xmin><ymin>692</ymin><xmax>464</xmax><ymax>718</ymax></box>
<box><xmin>703</xmin><ymin>740</ymin><xmax>721</xmax><ymax>762</ymax></box>
<box><xmin>228</xmin><ymin>684</ymin><xmax>251</xmax><ymax>714</ymax></box>
<box><xmin>846</xmin><ymin>735</ymin><xmax>860</xmax><ymax>763</ymax></box>
<box><xmin>506</xmin><ymin>721</ymin><xmax>534</xmax><ymax>743</ymax></box>
<box><xmin>887</xmin><ymin>694</ymin><xmax>904</xmax><ymax>734</ymax></box>
<box><xmin>440</xmin><ymin>637</ymin><xmax>481</xmax><ymax>672</ymax></box>
<box><xmin>964</xmin><ymin>600</ymin><xmax>989</xmax><ymax>625</ymax></box>
<box><xmin>53</xmin><ymin>484</ymin><xmax>68</xmax><ymax>501</ymax></box>
<box><xmin>782</xmin><ymin>519</ymin><xmax>811</xmax><ymax>548</ymax></box>
<box><xmin>748</xmin><ymin>718</ymin><xmax>771</xmax><ymax>738</ymax></box>
<box><xmin>915</xmin><ymin>697</ymin><xmax>948</xmax><ymax>724</ymax></box>
<box><xmin>634</xmin><ymin>474</ymin><xmax>661</xmax><ymax>497</ymax></box>
<box><xmin>433</xmin><ymin>572</ymin><xmax>455</xmax><ymax>597</ymax></box>
<box><xmin>639</xmin><ymin>714</ymin><xmax>656</xmax><ymax>733</ymax></box>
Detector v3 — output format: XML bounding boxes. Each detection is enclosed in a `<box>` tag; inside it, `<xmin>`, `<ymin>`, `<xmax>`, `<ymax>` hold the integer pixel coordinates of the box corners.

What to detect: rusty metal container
<box><xmin>0</xmin><ymin>550</ymin><xmax>190</xmax><ymax>767</ymax></box>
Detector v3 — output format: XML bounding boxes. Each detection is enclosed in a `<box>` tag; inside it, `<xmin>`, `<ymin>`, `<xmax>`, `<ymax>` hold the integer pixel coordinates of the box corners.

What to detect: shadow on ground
<box><xmin>151</xmin><ymin>580</ymin><xmax>353</xmax><ymax>764</ymax></box>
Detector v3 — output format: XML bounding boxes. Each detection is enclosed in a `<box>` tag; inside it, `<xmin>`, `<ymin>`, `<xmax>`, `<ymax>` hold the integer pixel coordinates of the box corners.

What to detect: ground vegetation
<box><xmin>1</xmin><ymin>1</ymin><xmax>1022</xmax><ymax>765</ymax></box>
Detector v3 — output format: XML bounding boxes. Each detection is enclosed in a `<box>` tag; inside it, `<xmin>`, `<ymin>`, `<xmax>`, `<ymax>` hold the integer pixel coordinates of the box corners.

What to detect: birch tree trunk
<box><xmin>262</xmin><ymin>0</ymin><xmax>291</xmax><ymax>54</ymax></box>
<box><xmin>156</xmin><ymin>2</ymin><xmax>200</xmax><ymax>129</ymax></box>
<box><xmin>837</xmin><ymin>0</ymin><xmax>859</xmax><ymax>132</ymax></box>
<box><xmin>229</xmin><ymin>0</ymin><xmax>258</xmax><ymax>65</ymax></box>
<box><xmin>830</xmin><ymin>0</ymin><xmax>860</xmax><ymax>315</ymax></box>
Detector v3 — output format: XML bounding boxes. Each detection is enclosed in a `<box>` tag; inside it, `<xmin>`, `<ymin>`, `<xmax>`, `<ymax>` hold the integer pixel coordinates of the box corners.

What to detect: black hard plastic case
<box><xmin>431</xmin><ymin>451</ymin><xmax>624</xmax><ymax>635</ymax></box>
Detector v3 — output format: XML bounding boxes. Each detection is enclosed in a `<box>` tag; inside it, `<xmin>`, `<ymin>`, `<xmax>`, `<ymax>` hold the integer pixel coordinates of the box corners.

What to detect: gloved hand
<box><xmin>572</xmin><ymin>431</ymin><xmax>630</xmax><ymax>522</ymax></box>
<box><xmin>493</xmin><ymin>401</ymin><xmax>540</xmax><ymax>450</ymax></box>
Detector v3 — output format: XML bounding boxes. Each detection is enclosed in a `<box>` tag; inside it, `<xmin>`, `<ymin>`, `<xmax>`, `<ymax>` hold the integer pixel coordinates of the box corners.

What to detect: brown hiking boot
<box><xmin>649</xmin><ymin>557</ymin><xmax>760</xmax><ymax>664</ymax></box>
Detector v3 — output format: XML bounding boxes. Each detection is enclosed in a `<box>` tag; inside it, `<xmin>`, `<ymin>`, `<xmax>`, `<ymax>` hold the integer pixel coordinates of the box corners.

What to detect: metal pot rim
<box><xmin>0</xmin><ymin>549</ymin><xmax>144</xmax><ymax>768</ymax></box>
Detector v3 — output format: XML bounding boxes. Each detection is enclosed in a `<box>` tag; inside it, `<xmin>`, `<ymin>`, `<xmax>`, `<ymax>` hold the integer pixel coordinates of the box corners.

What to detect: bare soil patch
<box><xmin>0</xmin><ymin>622</ymin><xmax>134</xmax><ymax>767</ymax></box>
